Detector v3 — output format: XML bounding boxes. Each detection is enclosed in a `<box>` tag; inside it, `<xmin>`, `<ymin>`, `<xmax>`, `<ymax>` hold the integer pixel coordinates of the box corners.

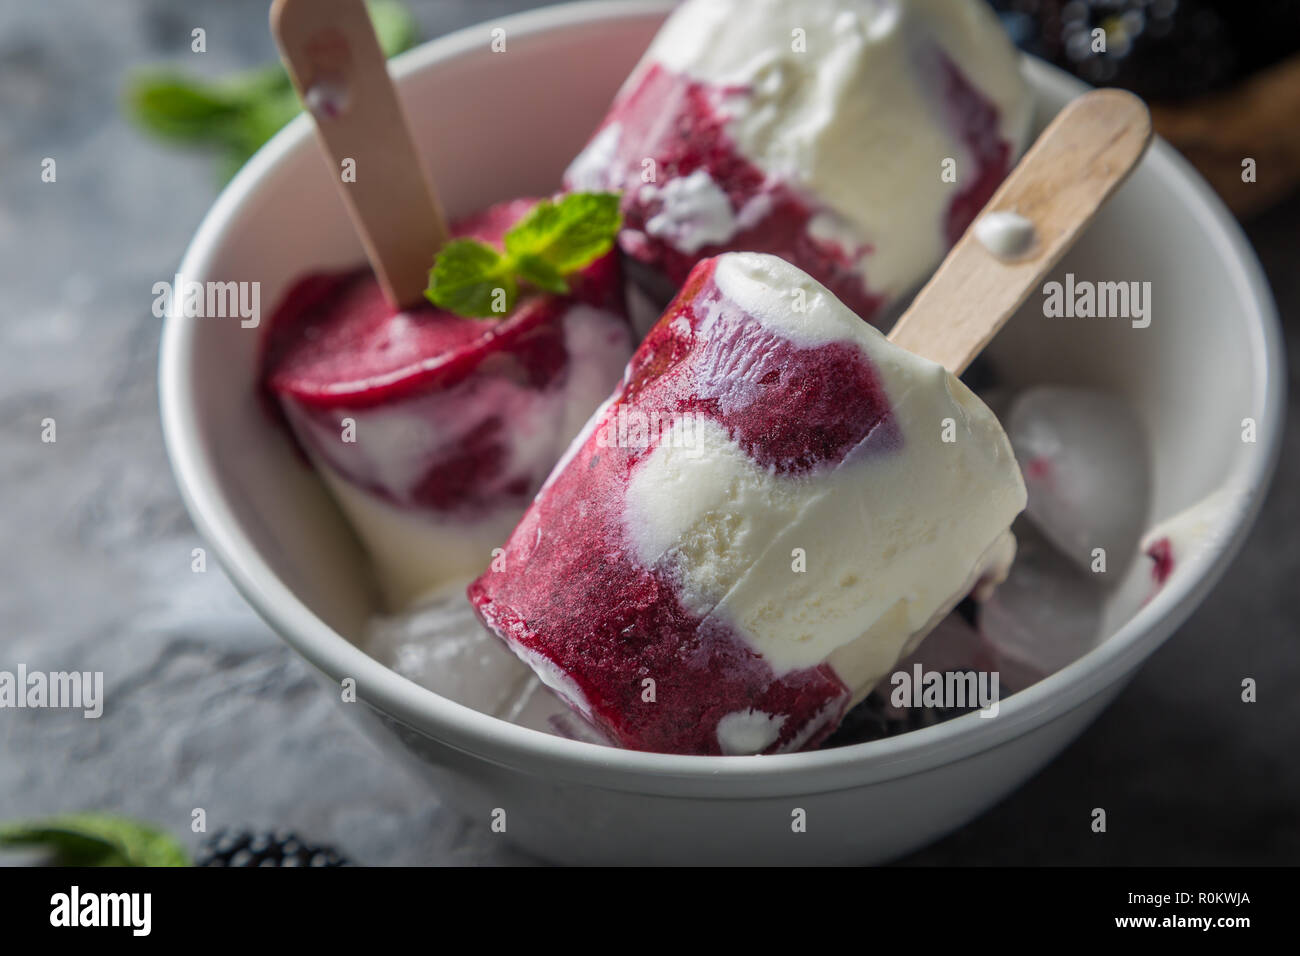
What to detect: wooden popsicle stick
<box><xmin>270</xmin><ymin>0</ymin><xmax>449</xmax><ymax>309</ymax></box>
<box><xmin>887</xmin><ymin>89</ymin><xmax>1153</xmax><ymax>374</ymax></box>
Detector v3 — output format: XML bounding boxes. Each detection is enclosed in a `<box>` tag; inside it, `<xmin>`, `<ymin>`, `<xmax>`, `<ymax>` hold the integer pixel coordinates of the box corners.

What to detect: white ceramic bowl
<box><xmin>159</xmin><ymin>1</ymin><xmax>1284</xmax><ymax>864</ymax></box>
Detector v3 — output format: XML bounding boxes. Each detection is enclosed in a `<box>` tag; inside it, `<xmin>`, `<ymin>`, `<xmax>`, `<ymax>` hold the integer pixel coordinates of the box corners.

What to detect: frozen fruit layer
<box><xmin>564</xmin><ymin>0</ymin><xmax>1031</xmax><ymax>323</ymax></box>
<box><xmin>470</xmin><ymin>252</ymin><xmax>1026</xmax><ymax>755</ymax></box>
<box><xmin>262</xmin><ymin>199</ymin><xmax>634</xmax><ymax>608</ymax></box>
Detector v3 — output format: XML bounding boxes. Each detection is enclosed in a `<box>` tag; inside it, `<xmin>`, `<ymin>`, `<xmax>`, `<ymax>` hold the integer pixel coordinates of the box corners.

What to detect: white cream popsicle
<box><xmin>470</xmin><ymin>252</ymin><xmax>1026</xmax><ymax>754</ymax></box>
<box><xmin>565</xmin><ymin>0</ymin><xmax>1032</xmax><ymax>321</ymax></box>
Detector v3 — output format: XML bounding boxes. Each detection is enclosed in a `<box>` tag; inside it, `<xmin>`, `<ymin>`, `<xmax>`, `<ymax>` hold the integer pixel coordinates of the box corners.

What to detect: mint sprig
<box><xmin>0</xmin><ymin>814</ymin><xmax>189</xmax><ymax>867</ymax></box>
<box><xmin>426</xmin><ymin>192</ymin><xmax>622</xmax><ymax>318</ymax></box>
<box><xmin>125</xmin><ymin>0</ymin><xmax>418</xmax><ymax>183</ymax></box>
<box><xmin>428</xmin><ymin>240</ymin><xmax>520</xmax><ymax>319</ymax></box>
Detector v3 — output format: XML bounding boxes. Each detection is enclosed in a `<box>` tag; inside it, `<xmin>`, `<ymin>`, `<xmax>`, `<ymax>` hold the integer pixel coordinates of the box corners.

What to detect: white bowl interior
<box><xmin>163</xmin><ymin>3</ymin><xmax>1281</xmax><ymax>776</ymax></box>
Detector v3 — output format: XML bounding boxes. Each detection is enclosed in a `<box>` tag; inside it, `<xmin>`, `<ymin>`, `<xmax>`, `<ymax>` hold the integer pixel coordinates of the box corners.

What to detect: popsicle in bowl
<box><xmin>471</xmin><ymin>90</ymin><xmax>1154</xmax><ymax>754</ymax></box>
<box><xmin>264</xmin><ymin>0</ymin><xmax>633</xmax><ymax>607</ymax></box>
<box><xmin>564</xmin><ymin>0</ymin><xmax>1032</xmax><ymax>321</ymax></box>
<box><xmin>261</xmin><ymin>199</ymin><xmax>632</xmax><ymax>609</ymax></box>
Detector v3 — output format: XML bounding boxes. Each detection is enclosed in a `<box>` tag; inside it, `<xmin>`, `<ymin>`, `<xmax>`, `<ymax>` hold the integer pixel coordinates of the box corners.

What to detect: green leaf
<box><xmin>0</xmin><ymin>814</ymin><xmax>190</xmax><ymax>867</ymax></box>
<box><xmin>368</xmin><ymin>0</ymin><xmax>420</xmax><ymax>58</ymax></box>
<box><xmin>512</xmin><ymin>254</ymin><xmax>570</xmax><ymax>294</ymax></box>
<box><xmin>216</xmin><ymin>63</ymin><xmax>293</xmax><ymax>104</ymax></box>
<box><xmin>426</xmin><ymin>239</ymin><xmax>518</xmax><ymax>318</ymax></box>
<box><xmin>124</xmin><ymin>72</ymin><xmax>247</xmax><ymax>145</ymax></box>
<box><xmin>426</xmin><ymin>192</ymin><xmax>623</xmax><ymax>319</ymax></box>
<box><xmin>238</xmin><ymin>87</ymin><xmax>306</xmax><ymax>150</ymax></box>
<box><xmin>503</xmin><ymin>192</ymin><xmax>622</xmax><ymax>275</ymax></box>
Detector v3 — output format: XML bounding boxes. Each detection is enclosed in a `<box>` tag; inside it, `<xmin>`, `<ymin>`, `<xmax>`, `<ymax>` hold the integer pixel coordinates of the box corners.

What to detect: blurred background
<box><xmin>1</xmin><ymin>0</ymin><xmax>1296</xmax><ymax>864</ymax></box>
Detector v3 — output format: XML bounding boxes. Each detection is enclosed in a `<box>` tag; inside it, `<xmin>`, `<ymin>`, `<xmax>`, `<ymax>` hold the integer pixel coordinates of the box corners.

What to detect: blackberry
<box><xmin>992</xmin><ymin>1</ymin><xmax>1300</xmax><ymax>102</ymax></box>
<box><xmin>822</xmin><ymin>692</ymin><xmax>892</xmax><ymax>747</ymax></box>
<box><xmin>822</xmin><ymin>688</ymin><xmax>977</xmax><ymax>748</ymax></box>
<box><xmin>194</xmin><ymin>828</ymin><xmax>351</xmax><ymax>867</ymax></box>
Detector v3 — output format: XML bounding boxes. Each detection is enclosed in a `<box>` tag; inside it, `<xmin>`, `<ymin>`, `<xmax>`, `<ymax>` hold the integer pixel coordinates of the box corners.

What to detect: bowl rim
<box><xmin>159</xmin><ymin>0</ymin><xmax>1286</xmax><ymax>798</ymax></box>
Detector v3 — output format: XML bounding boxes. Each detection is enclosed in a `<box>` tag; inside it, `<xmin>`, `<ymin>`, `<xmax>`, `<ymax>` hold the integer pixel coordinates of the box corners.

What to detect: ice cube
<box><xmin>502</xmin><ymin>676</ymin><xmax>612</xmax><ymax>744</ymax></box>
<box><xmin>1006</xmin><ymin>386</ymin><xmax>1150</xmax><ymax>580</ymax></box>
<box><xmin>977</xmin><ymin>520</ymin><xmax>1104</xmax><ymax>682</ymax></box>
<box><xmin>365</xmin><ymin>582</ymin><xmax>610</xmax><ymax>744</ymax></box>
<box><xmin>1138</xmin><ymin>485</ymin><xmax>1249</xmax><ymax>598</ymax></box>
<box><xmin>365</xmin><ymin>581</ymin><xmax>531</xmax><ymax>716</ymax></box>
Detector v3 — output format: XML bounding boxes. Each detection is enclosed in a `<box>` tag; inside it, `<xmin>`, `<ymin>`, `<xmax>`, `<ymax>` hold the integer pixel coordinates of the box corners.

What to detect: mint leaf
<box><xmin>368</xmin><ymin>0</ymin><xmax>420</xmax><ymax>58</ymax></box>
<box><xmin>125</xmin><ymin>73</ymin><xmax>249</xmax><ymax>145</ymax></box>
<box><xmin>503</xmin><ymin>192</ymin><xmax>622</xmax><ymax>275</ymax></box>
<box><xmin>427</xmin><ymin>193</ymin><xmax>622</xmax><ymax>319</ymax></box>
<box><xmin>234</xmin><ymin>86</ymin><xmax>303</xmax><ymax>150</ymax></box>
<box><xmin>426</xmin><ymin>239</ymin><xmax>518</xmax><ymax>317</ymax></box>
<box><xmin>512</xmin><ymin>254</ymin><xmax>569</xmax><ymax>294</ymax></box>
<box><xmin>0</xmin><ymin>814</ymin><xmax>190</xmax><ymax>867</ymax></box>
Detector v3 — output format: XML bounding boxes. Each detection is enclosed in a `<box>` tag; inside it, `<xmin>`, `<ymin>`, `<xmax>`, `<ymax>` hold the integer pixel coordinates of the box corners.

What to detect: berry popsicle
<box><xmin>564</xmin><ymin>0</ymin><xmax>1032</xmax><ymax>321</ymax></box>
<box><xmin>269</xmin><ymin>3</ymin><xmax>633</xmax><ymax>607</ymax></box>
<box><xmin>262</xmin><ymin>199</ymin><xmax>633</xmax><ymax>609</ymax></box>
<box><xmin>470</xmin><ymin>252</ymin><xmax>1023</xmax><ymax>753</ymax></box>
<box><xmin>472</xmin><ymin>90</ymin><xmax>1154</xmax><ymax>754</ymax></box>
